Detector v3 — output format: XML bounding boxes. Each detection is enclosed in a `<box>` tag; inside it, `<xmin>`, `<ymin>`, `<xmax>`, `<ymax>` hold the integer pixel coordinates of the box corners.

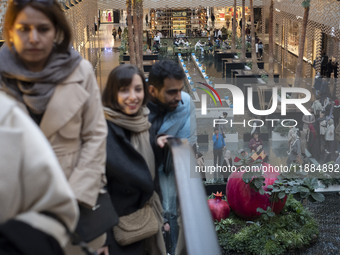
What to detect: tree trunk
<box><xmin>127</xmin><ymin>0</ymin><xmax>136</xmax><ymax>65</ymax></box>
<box><xmin>294</xmin><ymin>6</ymin><xmax>310</xmax><ymax>87</ymax></box>
<box><xmin>231</xmin><ymin>0</ymin><xmax>237</xmax><ymax>51</ymax></box>
<box><xmin>268</xmin><ymin>0</ymin><xmax>274</xmax><ymax>80</ymax></box>
<box><xmin>250</xmin><ymin>0</ymin><xmax>258</xmax><ymax>72</ymax></box>
<box><xmin>137</xmin><ymin>0</ymin><xmax>143</xmax><ymax>71</ymax></box>
<box><xmin>133</xmin><ymin>0</ymin><xmax>141</xmax><ymax>69</ymax></box>
<box><xmin>241</xmin><ymin>0</ymin><xmax>246</xmax><ymax>60</ymax></box>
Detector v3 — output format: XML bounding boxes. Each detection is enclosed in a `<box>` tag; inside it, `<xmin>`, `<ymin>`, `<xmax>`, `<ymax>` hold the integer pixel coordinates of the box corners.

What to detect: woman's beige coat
<box><xmin>0</xmin><ymin>92</ymin><xmax>78</xmax><ymax>247</ymax></box>
<box><xmin>38</xmin><ymin>59</ymin><xmax>107</xmax><ymax>207</ymax></box>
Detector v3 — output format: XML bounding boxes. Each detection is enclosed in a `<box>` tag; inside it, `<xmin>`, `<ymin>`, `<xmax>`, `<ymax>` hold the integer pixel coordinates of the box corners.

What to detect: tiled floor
<box><xmin>95</xmin><ymin>23</ymin><xmax>122</xmax><ymax>92</ymax></box>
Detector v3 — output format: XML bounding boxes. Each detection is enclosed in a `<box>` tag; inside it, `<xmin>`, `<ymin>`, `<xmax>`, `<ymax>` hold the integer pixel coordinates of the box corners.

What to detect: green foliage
<box><xmin>257</xmin><ymin>206</ymin><xmax>275</xmax><ymax>221</ymax></box>
<box><xmin>261</xmin><ymin>74</ymin><xmax>268</xmax><ymax>83</ymax></box>
<box><xmin>267</xmin><ymin>171</ymin><xmax>325</xmax><ymax>203</ymax></box>
<box><xmin>245</xmin><ymin>62</ymin><xmax>252</xmax><ymax>69</ymax></box>
<box><xmin>242</xmin><ymin>170</ymin><xmax>266</xmax><ymax>195</ymax></box>
<box><xmin>246</xmin><ymin>41</ymin><xmax>251</xmax><ymax>52</ymax></box>
<box><xmin>317</xmin><ymin>161</ymin><xmax>340</xmax><ymax>187</ymax></box>
<box><xmin>235</xmin><ymin>37</ymin><xmax>242</xmax><ymax>49</ymax></box>
<box><xmin>302</xmin><ymin>0</ymin><xmax>311</xmax><ymax>8</ymax></box>
<box><xmin>291</xmin><ymin>0</ymin><xmax>311</xmax><ymax>8</ymax></box>
<box><xmin>118</xmin><ymin>42</ymin><xmax>127</xmax><ymax>55</ymax></box>
<box><xmin>319</xmin><ymin>177</ymin><xmax>340</xmax><ymax>187</ymax></box>
<box><xmin>215</xmin><ymin>196</ymin><xmax>318</xmax><ymax>255</ymax></box>
<box><xmin>233</xmin><ymin>154</ymin><xmax>261</xmax><ymax>167</ymax></box>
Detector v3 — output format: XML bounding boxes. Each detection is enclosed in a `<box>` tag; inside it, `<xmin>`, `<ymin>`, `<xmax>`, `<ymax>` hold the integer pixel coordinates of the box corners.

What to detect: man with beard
<box><xmin>147</xmin><ymin>60</ymin><xmax>197</xmax><ymax>255</ymax></box>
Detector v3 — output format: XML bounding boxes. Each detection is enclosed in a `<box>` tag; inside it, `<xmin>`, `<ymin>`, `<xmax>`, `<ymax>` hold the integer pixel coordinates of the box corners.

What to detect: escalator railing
<box><xmin>168</xmin><ymin>138</ymin><xmax>221</xmax><ymax>255</ymax></box>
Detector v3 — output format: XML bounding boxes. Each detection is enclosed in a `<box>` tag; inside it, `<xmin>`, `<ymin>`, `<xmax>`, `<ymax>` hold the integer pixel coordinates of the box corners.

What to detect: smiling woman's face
<box><xmin>9</xmin><ymin>6</ymin><xmax>56</xmax><ymax>72</ymax></box>
<box><xmin>117</xmin><ymin>74</ymin><xmax>145</xmax><ymax>115</ymax></box>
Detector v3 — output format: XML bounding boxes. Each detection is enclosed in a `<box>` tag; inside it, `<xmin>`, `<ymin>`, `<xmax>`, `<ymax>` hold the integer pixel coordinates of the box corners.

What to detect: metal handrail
<box><xmin>168</xmin><ymin>138</ymin><xmax>221</xmax><ymax>255</ymax></box>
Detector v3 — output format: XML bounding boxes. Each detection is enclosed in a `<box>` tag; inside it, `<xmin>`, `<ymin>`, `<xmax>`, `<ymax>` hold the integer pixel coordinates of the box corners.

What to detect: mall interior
<box><xmin>0</xmin><ymin>0</ymin><xmax>339</xmax><ymax>254</ymax></box>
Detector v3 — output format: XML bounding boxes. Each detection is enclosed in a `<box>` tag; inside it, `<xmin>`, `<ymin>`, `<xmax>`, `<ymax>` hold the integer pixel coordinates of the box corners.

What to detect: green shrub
<box><xmin>215</xmin><ymin>195</ymin><xmax>318</xmax><ymax>255</ymax></box>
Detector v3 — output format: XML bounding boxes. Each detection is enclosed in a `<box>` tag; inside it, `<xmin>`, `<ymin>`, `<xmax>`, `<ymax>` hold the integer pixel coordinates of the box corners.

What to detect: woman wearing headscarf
<box><xmin>0</xmin><ymin>0</ymin><xmax>107</xmax><ymax>253</ymax></box>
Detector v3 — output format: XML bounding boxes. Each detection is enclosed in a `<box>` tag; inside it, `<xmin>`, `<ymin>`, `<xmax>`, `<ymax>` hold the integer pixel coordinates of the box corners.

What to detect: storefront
<box><xmin>100</xmin><ymin>9</ymin><xmax>113</xmax><ymax>23</ymax></box>
<box><xmin>149</xmin><ymin>8</ymin><xmax>207</xmax><ymax>37</ymax></box>
<box><xmin>287</xmin><ymin>20</ymin><xmax>299</xmax><ymax>56</ymax></box>
<box><xmin>212</xmin><ymin>6</ymin><xmax>250</xmax><ymax>29</ymax></box>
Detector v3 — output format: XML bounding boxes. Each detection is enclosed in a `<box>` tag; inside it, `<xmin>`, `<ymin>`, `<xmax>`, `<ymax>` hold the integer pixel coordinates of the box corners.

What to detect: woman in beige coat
<box><xmin>0</xmin><ymin>0</ymin><xmax>107</xmax><ymax>253</ymax></box>
<box><xmin>0</xmin><ymin>92</ymin><xmax>78</xmax><ymax>254</ymax></box>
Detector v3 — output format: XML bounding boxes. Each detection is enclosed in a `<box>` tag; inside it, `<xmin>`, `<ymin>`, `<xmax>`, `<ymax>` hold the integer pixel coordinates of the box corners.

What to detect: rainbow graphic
<box><xmin>196</xmin><ymin>82</ymin><xmax>223</xmax><ymax>106</ymax></box>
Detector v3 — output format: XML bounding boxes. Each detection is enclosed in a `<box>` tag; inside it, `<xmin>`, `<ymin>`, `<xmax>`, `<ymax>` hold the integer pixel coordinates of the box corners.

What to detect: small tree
<box><xmin>268</xmin><ymin>0</ymin><xmax>274</xmax><ymax>81</ymax></box>
<box><xmin>231</xmin><ymin>0</ymin><xmax>237</xmax><ymax>52</ymax></box>
<box><xmin>294</xmin><ymin>0</ymin><xmax>311</xmax><ymax>87</ymax></box>
<box><xmin>126</xmin><ymin>0</ymin><xmax>136</xmax><ymax>65</ymax></box>
<box><xmin>241</xmin><ymin>0</ymin><xmax>246</xmax><ymax>61</ymax></box>
<box><xmin>250</xmin><ymin>0</ymin><xmax>258</xmax><ymax>72</ymax></box>
<box><xmin>137</xmin><ymin>0</ymin><xmax>143</xmax><ymax>70</ymax></box>
<box><xmin>132</xmin><ymin>0</ymin><xmax>141</xmax><ymax>69</ymax></box>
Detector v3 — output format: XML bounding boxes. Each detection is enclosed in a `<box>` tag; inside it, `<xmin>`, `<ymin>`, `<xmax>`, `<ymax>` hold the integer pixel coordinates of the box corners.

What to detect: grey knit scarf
<box><xmin>0</xmin><ymin>45</ymin><xmax>82</xmax><ymax>114</ymax></box>
<box><xmin>104</xmin><ymin>106</ymin><xmax>156</xmax><ymax>179</ymax></box>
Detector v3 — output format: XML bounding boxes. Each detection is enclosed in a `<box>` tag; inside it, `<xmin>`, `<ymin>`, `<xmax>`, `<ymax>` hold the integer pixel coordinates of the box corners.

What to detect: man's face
<box><xmin>149</xmin><ymin>78</ymin><xmax>184</xmax><ymax>111</ymax></box>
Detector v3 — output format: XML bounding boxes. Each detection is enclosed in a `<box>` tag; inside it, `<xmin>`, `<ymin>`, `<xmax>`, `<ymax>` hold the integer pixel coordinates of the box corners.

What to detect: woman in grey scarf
<box><xmin>0</xmin><ymin>0</ymin><xmax>108</xmax><ymax>254</ymax></box>
<box><xmin>102</xmin><ymin>64</ymin><xmax>167</xmax><ymax>255</ymax></box>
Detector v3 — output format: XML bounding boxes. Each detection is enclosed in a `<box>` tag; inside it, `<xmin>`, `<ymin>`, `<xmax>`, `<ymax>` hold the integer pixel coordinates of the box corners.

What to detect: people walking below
<box><xmin>325</xmin><ymin>118</ymin><xmax>335</xmax><ymax>158</ymax></box>
<box><xmin>195</xmin><ymin>40</ymin><xmax>205</xmax><ymax>55</ymax></box>
<box><xmin>222</xmin><ymin>150</ymin><xmax>234</xmax><ymax>181</ymax></box>
<box><xmin>320</xmin><ymin>77</ymin><xmax>330</xmax><ymax>98</ymax></box>
<box><xmin>255</xmin><ymin>40</ymin><xmax>259</xmax><ymax>58</ymax></box>
<box><xmin>300</xmin><ymin>126</ymin><xmax>309</xmax><ymax>156</ymax></box>
<box><xmin>248</xmin><ymin>132</ymin><xmax>267</xmax><ymax>162</ymax></box>
<box><xmin>333</xmin><ymin>99</ymin><xmax>340</xmax><ymax>127</ymax></box>
<box><xmin>212</xmin><ymin>127</ymin><xmax>226</xmax><ymax>167</ymax></box>
<box><xmin>318</xmin><ymin>111</ymin><xmax>327</xmax><ymax>153</ymax></box>
<box><xmin>321</xmin><ymin>52</ymin><xmax>329</xmax><ymax>77</ymax></box>
<box><xmin>118</xmin><ymin>26</ymin><xmax>122</xmax><ymax>39</ymax></box>
<box><xmin>287</xmin><ymin>132</ymin><xmax>302</xmax><ymax>165</ymax></box>
<box><xmin>307</xmin><ymin>123</ymin><xmax>320</xmax><ymax>160</ymax></box>
<box><xmin>147</xmin><ymin>60</ymin><xmax>197</xmax><ymax>255</ymax></box>
<box><xmin>258</xmin><ymin>41</ymin><xmax>263</xmax><ymax>59</ymax></box>
<box><xmin>311</xmin><ymin>97</ymin><xmax>324</xmax><ymax>116</ymax></box>
<box><xmin>302</xmin><ymin>108</ymin><xmax>316</xmax><ymax>126</ymax></box>
<box><xmin>313</xmin><ymin>73</ymin><xmax>322</xmax><ymax>97</ymax></box>
<box><xmin>0</xmin><ymin>92</ymin><xmax>78</xmax><ymax>255</ymax></box>
<box><xmin>101</xmin><ymin>64</ymin><xmax>167</xmax><ymax>255</ymax></box>
<box><xmin>211</xmin><ymin>13</ymin><xmax>215</xmax><ymax>27</ymax></box>
<box><xmin>249</xmin><ymin>132</ymin><xmax>263</xmax><ymax>153</ymax></box>
<box><xmin>0</xmin><ymin>0</ymin><xmax>108</xmax><ymax>253</ymax></box>
<box><xmin>145</xmin><ymin>13</ymin><xmax>149</xmax><ymax>26</ymax></box>
<box><xmin>112</xmin><ymin>27</ymin><xmax>117</xmax><ymax>40</ymax></box>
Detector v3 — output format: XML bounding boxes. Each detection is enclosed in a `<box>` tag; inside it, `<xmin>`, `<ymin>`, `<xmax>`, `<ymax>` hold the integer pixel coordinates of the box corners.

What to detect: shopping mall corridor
<box><xmin>94</xmin><ymin>23</ymin><xmax>317</xmax><ymax>94</ymax></box>
<box><xmin>95</xmin><ymin>23</ymin><xmax>121</xmax><ymax>93</ymax></box>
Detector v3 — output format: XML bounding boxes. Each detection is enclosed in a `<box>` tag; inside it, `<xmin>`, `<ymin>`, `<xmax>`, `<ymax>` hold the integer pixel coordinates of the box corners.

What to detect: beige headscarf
<box><xmin>103</xmin><ymin>106</ymin><xmax>156</xmax><ymax>179</ymax></box>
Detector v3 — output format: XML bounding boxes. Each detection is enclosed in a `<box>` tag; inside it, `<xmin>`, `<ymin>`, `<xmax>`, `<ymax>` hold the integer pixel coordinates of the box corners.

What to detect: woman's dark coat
<box><xmin>105</xmin><ymin>120</ymin><xmax>154</xmax><ymax>255</ymax></box>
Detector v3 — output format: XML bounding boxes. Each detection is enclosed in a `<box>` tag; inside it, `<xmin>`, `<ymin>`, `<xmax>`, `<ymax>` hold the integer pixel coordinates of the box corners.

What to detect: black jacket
<box><xmin>105</xmin><ymin>120</ymin><xmax>154</xmax><ymax>217</ymax></box>
<box><xmin>0</xmin><ymin>220</ymin><xmax>64</xmax><ymax>255</ymax></box>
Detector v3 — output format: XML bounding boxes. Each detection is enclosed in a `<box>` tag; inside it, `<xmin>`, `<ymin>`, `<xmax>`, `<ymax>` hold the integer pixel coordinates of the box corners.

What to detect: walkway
<box><xmin>95</xmin><ymin>23</ymin><xmax>121</xmax><ymax>93</ymax></box>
